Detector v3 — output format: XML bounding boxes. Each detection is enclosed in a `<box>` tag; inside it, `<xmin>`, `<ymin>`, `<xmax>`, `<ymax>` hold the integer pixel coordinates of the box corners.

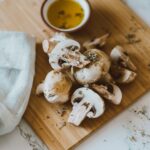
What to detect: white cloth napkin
<box><xmin>0</xmin><ymin>31</ymin><xmax>35</xmax><ymax>135</ymax></box>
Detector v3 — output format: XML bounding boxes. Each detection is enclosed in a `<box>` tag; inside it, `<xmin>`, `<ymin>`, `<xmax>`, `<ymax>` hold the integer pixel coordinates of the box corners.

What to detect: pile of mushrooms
<box><xmin>36</xmin><ymin>32</ymin><xmax>137</xmax><ymax>126</ymax></box>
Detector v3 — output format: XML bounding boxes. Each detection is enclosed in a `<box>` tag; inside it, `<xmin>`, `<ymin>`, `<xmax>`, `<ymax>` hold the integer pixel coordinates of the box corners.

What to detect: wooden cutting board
<box><xmin>1</xmin><ymin>0</ymin><xmax>150</xmax><ymax>149</ymax></box>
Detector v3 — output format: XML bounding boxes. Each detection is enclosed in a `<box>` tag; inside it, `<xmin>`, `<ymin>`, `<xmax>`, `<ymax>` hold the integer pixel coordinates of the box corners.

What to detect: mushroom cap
<box><xmin>92</xmin><ymin>83</ymin><xmax>122</xmax><ymax>105</ymax></box>
<box><xmin>36</xmin><ymin>70</ymin><xmax>72</xmax><ymax>103</ymax></box>
<box><xmin>74</xmin><ymin>49</ymin><xmax>111</xmax><ymax>85</ymax></box>
<box><xmin>71</xmin><ymin>87</ymin><xmax>105</xmax><ymax>118</ymax></box>
<box><xmin>110</xmin><ymin>45</ymin><xmax>137</xmax><ymax>71</ymax></box>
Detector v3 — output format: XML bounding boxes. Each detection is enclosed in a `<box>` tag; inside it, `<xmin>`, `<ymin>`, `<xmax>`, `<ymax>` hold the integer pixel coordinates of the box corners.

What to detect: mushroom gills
<box><xmin>60</xmin><ymin>49</ymin><xmax>90</xmax><ymax>68</ymax></box>
<box><xmin>111</xmin><ymin>66</ymin><xmax>137</xmax><ymax>84</ymax></box>
<box><xmin>92</xmin><ymin>83</ymin><xmax>122</xmax><ymax>105</ymax></box>
<box><xmin>49</xmin><ymin>39</ymin><xmax>90</xmax><ymax>70</ymax></box>
<box><xmin>68</xmin><ymin>87</ymin><xmax>105</xmax><ymax>126</ymax></box>
<box><xmin>110</xmin><ymin>45</ymin><xmax>137</xmax><ymax>71</ymax></box>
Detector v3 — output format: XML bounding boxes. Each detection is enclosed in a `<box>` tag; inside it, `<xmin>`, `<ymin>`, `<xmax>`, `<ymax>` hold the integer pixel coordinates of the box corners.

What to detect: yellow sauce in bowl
<box><xmin>47</xmin><ymin>0</ymin><xmax>84</xmax><ymax>29</ymax></box>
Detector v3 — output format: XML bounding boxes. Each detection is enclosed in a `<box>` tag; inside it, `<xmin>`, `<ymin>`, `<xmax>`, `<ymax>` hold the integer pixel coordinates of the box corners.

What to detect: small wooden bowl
<box><xmin>41</xmin><ymin>0</ymin><xmax>91</xmax><ymax>32</ymax></box>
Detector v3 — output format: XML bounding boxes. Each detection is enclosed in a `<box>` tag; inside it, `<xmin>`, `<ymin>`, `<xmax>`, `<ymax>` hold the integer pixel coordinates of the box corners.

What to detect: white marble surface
<box><xmin>0</xmin><ymin>0</ymin><xmax>150</xmax><ymax>150</ymax></box>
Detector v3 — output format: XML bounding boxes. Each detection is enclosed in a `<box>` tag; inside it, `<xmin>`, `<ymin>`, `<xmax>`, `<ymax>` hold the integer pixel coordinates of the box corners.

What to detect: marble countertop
<box><xmin>0</xmin><ymin>0</ymin><xmax>150</xmax><ymax>150</ymax></box>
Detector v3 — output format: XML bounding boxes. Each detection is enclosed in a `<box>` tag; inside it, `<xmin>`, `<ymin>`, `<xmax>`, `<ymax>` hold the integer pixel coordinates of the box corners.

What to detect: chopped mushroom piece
<box><xmin>36</xmin><ymin>70</ymin><xmax>72</xmax><ymax>103</ymax></box>
<box><xmin>92</xmin><ymin>83</ymin><xmax>122</xmax><ymax>105</ymax></box>
<box><xmin>111</xmin><ymin>66</ymin><xmax>137</xmax><ymax>84</ymax></box>
<box><xmin>83</xmin><ymin>33</ymin><xmax>110</xmax><ymax>50</ymax></box>
<box><xmin>42</xmin><ymin>32</ymin><xmax>68</xmax><ymax>54</ymax></box>
<box><xmin>42</xmin><ymin>40</ymin><xmax>57</xmax><ymax>53</ymax></box>
<box><xmin>68</xmin><ymin>87</ymin><xmax>105</xmax><ymax>126</ymax></box>
<box><xmin>74</xmin><ymin>49</ymin><xmax>111</xmax><ymax>85</ymax></box>
<box><xmin>110</xmin><ymin>45</ymin><xmax>137</xmax><ymax>71</ymax></box>
<box><xmin>49</xmin><ymin>39</ymin><xmax>90</xmax><ymax>71</ymax></box>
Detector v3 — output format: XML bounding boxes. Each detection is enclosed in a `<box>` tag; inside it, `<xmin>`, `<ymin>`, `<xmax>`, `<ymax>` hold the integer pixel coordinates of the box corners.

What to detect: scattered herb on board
<box><xmin>56</xmin><ymin>107</ymin><xmax>67</xmax><ymax>117</ymax></box>
<box><xmin>148</xmin><ymin>64</ymin><xmax>150</xmax><ymax>70</ymax></box>
<box><xmin>46</xmin><ymin>115</ymin><xmax>50</xmax><ymax>119</ymax></box>
<box><xmin>125</xmin><ymin>33</ymin><xmax>141</xmax><ymax>44</ymax></box>
<box><xmin>56</xmin><ymin>120</ymin><xmax>66</xmax><ymax>129</ymax></box>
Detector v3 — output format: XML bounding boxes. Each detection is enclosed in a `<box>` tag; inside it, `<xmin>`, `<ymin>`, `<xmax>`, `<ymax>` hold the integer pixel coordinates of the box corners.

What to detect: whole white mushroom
<box><xmin>74</xmin><ymin>49</ymin><xmax>111</xmax><ymax>85</ymax></box>
<box><xmin>36</xmin><ymin>70</ymin><xmax>72</xmax><ymax>103</ymax></box>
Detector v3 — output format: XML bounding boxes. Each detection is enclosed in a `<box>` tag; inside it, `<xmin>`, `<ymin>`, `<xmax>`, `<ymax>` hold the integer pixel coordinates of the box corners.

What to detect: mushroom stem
<box><xmin>68</xmin><ymin>101</ymin><xmax>93</xmax><ymax>126</ymax></box>
<box><xmin>36</xmin><ymin>83</ymin><xmax>44</xmax><ymax>95</ymax></box>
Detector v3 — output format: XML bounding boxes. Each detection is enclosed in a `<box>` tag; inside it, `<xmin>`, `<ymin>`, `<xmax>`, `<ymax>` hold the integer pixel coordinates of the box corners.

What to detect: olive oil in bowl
<box><xmin>47</xmin><ymin>0</ymin><xmax>84</xmax><ymax>29</ymax></box>
<box><xmin>41</xmin><ymin>0</ymin><xmax>91</xmax><ymax>32</ymax></box>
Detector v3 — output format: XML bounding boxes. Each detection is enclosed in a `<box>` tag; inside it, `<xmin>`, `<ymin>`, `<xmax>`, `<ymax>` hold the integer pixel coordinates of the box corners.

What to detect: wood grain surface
<box><xmin>0</xmin><ymin>0</ymin><xmax>150</xmax><ymax>149</ymax></box>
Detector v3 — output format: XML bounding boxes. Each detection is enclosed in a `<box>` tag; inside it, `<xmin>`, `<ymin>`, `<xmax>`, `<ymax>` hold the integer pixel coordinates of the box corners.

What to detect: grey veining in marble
<box><xmin>18</xmin><ymin>120</ymin><xmax>48</xmax><ymax>150</ymax></box>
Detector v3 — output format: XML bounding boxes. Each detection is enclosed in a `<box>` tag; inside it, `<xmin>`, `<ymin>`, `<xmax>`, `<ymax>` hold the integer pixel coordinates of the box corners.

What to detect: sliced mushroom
<box><xmin>111</xmin><ymin>66</ymin><xmax>137</xmax><ymax>84</ymax></box>
<box><xmin>110</xmin><ymin>45</ymin><xmax>137</xmax><ymax>71</ymax></box>
<box><xmin>36</xmin><ymin>70</ymin><xmax>72</xmax><ymax>103</ymax></box>
<box><xmin>92</xmin><ymin>83</ymin><xmax>122</xmax><ymax>105</ymax></box>
<box><xmin>68</xmin><ymin>87</ymin><xmax>105</xmax><ymax>126</ymax></box>
<box><xmin>83</xmin><ymin>33</ymin><xmax>110</xmax><ymax>50</ymax></box>
<box><xmin>74</xmin><ymin>49</ymin><xmax>111</xmax><ymax>85</ymax></box>
<box><xmin>42</xmin><ymin>40</ymin><xmax>57</xmax><ymax>54</ymax></box>
<box><xmin>49</xmin><ymin>39</ymin><xmax>90</xmax><ymax>71</ymax></box>
<box><xmin>42</xmin><ymin>32</ymin><xmax>68</xmax><ymax>54</ymax></box>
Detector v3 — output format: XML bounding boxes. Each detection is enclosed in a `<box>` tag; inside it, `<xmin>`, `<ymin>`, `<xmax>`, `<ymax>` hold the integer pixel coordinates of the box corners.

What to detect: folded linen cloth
<box><xmin>0</xmin><ymin>31</ymin><xmax>35</xmax><ymax>135</ymax></box>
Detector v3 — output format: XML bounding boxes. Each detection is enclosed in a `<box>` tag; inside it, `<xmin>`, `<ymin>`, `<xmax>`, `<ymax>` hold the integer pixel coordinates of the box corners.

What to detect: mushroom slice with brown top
<box><xmin>110</xmin><ymin>45</ymin><xmax>137</xmax><ymax>71</ymax></box>
<box><xmin>49</xmin><ymin>39</ymin><xmax>90</xmax><ymax>71</ymax></box>
<box><xmin>83</xmin><ymin>33</ymin><xmax>110</xmax><ymax>50</ymax></box>
<box><xmin>42</xmin><ymin>32</ymin><xmax>68</xmax><ymax>54</ymax></box>
<box><xmin>74</xmin><ymin>49</ymin><xmax>111</xmax><ymax>85</ymax></box>
<box><xmin>68</xmin><ymin>87</ymin><xmax>105</xmax><ymax>126</ymax></box>
<box><xmin>111</xmin><ymin>66</ymin><xmax>137</xmax><ymax>84</ymax></box>
<box><xmin>36</xmin><ymin>70</ymin><xmax>72</xmax><ymax>103</ymax></box>
<box><xmin>92</xmin><ymin>83</ymin><xmax>122</xmax><ymax>105</ymax></box>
